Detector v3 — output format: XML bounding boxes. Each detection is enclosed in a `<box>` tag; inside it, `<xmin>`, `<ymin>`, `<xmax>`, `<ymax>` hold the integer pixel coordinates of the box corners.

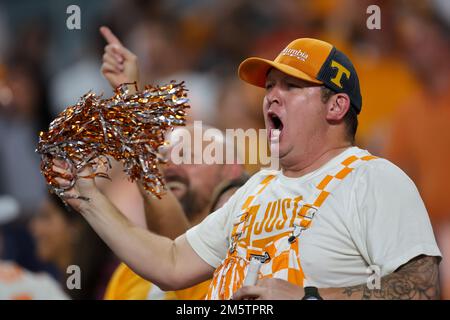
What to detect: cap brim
<box><xmin>238</xmin><ymin>57</ymin><xmax>323</xmax><ymax>88</ymax></box>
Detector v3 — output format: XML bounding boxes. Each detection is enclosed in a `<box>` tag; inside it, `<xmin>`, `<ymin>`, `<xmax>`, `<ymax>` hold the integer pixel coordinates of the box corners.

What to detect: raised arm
<box><xmin>137</xmin><ymin>182</ymin><xmax>190</xmax><ymax>240</ymax></box>
<box><xmin>99</xmin><ymin>26</ymin><xmax>190</xmax><ymax>239</ymax></box>
<box><xmin>52</xmin><ymin>160</ymin><xmax>214</xmax><ymax>291</ymax></box>
<box><xmin>99</xmin><ymin>26</ymin><xmax>139</xmax><ymax>90</ymax></box>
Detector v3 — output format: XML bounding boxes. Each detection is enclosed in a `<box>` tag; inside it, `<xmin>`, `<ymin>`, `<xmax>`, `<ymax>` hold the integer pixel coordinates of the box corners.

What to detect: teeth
<box><xmin>270</xmin><ymin>129</ymin><xmax>280</xmax><ymax>142</ymax></box>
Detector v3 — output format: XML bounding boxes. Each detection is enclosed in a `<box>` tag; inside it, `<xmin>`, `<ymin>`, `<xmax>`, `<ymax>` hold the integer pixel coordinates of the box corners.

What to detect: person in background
<box><xmin>30</xmin><ymin>193</ymin><xmax>116</xmax><ymax>300</ymax></box>
<box><xmin>0</xmin><ymin>259</ymin><xmax>68</xmax><ymax>300</ymax></box>
<box><xmin>209</xmin><ymin>175</ymin><xmax>251</xmax><ymax>215</ymax></box>
<box><xmin>382</xmin><ymin>8</ymin><xmax>450</xmax><ymax>299</ymax></box>
<box><xmin>0</xmin><ymin>195</ymin><xmax>67</xmax><ymax>300</ymax></box>
<box><xmin>0</xmin><ymin>57</ymin><xmax>52</xmax><ymax>216</ymax></box>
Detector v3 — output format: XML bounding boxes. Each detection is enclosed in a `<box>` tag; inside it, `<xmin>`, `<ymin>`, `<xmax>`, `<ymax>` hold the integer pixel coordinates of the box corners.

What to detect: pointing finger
<box><xmin>100</xmin><ymin>26</ymin><xmax>122</xmax><ymax>46</ymax></box>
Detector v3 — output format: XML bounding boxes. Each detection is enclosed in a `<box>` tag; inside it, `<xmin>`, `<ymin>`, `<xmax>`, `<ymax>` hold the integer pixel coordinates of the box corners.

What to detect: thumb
<box><xmin>100</xmin><ymin>26</ymin><xmax>122</xmax><ymax>46</ymax></box>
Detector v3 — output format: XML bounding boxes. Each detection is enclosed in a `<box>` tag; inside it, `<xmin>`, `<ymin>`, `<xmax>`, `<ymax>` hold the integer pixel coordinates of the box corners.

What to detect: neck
<box><xmin>281</xmin><ymin>143</ymin><xmax>352</xmax><ymax>178</ymax></box>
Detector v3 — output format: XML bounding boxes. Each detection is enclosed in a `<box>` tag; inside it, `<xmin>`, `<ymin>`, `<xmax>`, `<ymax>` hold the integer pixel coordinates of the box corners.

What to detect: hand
<box><xmin>232</xmin><ymin>278</ymin><xmax>305</xmax><ymax>300</ymax></box>
<box><xmin>52</xmin><ymin>159</ymin><xmax>99</xmax><ymax>211</ymax></box>
<box><xmin>99</xmin><ymin>26</ymin><xmax>139</xmax><ymax>89</ymax></box>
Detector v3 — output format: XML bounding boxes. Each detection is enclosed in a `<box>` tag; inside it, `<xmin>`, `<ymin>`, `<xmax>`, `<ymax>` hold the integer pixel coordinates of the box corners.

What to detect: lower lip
<box><xmin>269</xmin><ymin>128</ymin><xmax>283</xmax><ymax>141</ymax></box>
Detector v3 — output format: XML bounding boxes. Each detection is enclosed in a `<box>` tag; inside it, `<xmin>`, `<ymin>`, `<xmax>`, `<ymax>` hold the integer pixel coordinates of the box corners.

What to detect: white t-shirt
<box><xmin>186</xmin><ymin>147</ymin><xmax>441</xmax><ymax>288</ymax></box>
<box><xmin>0</xmin><ymin>261</ymin><xmax>69</xmax><ymax>300</ymax></box>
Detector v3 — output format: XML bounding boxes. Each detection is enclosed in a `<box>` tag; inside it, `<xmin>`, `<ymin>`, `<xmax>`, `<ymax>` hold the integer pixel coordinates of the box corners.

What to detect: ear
<box><xmin>325</xmin><ymin>93</ymin><xmax>351</xmax><ymax>122</ymax></box>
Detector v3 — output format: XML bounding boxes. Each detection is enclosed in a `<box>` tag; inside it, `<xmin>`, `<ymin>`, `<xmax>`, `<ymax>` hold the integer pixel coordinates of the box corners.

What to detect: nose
<box><xmin>265</xmin><ymin>84</ymin><xmax>281</xmax><ymax>108</ymax></box>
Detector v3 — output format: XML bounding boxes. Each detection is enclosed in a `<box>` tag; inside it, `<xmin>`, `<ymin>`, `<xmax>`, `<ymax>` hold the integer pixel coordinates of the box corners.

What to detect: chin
<box><xmin>276</xmin><ymin>144</ymin><xmax>291</xmax><ymax>159</ymax></box>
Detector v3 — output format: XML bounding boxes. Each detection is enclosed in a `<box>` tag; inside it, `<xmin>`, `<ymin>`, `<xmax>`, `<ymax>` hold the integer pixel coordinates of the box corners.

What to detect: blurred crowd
<box><xmin>0</xmin><ymin>0</ymin><xmax>449</xmax><ymax>299</ymax></box>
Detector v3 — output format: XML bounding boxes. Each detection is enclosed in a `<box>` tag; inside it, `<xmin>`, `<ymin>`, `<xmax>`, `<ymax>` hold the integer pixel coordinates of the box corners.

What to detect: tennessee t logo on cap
<box><xmin>238</xmin><ymin>38</ymin><xmax>362</xmax><ymax>114</ymax></box>
<box><xmin>330</xmin><ymin>60</ymin><xmax>351</xmax><ymax>89</ymax></box>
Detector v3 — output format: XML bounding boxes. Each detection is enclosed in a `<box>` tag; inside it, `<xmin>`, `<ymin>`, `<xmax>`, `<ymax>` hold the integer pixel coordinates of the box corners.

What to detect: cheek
<box><xmin>188</xmin><ymin>164</ymin><xmax>213</xmax><ymax>180</ymax></box>
<box><xmin>262</xmin><ymin>97</ymin><xmax>270</xmax><ymax>111</ymax></box>
<box><xmin>30</xmin><ymin>218</ymin><xmax>50</xmax><ymax>241</ymax></box>
<box><xmin>37</xmin><ymin>217</ymin><xmax>71</xmax><ymax>251</ymax></box>
<box><xmin>31</xmin><ymin>222</ymin><xmax>55</xmax><ymax>259</ymax></box>
<box><xmin>286</xmin><ymin>94</ymin><xmax>323</xmax><ymax>132</ymax></box>
<box><xmin>189</xmin><ymin>166</ymin><xmax>220</xmax><ymax>192</ymax></box>
<box><xmin>262</xmin><ymin>98</ymin><xmax>270</xmax><ymax>118</ymax></box>
<box><xmin>285</xmin><ymin>98</ymin><xmax>308</xmax><ymax>131</ymax></box>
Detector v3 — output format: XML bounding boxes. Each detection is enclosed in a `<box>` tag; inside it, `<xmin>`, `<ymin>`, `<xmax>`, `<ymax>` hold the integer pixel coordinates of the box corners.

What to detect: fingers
<box><xmin>51</xmin><ymin>159</ymin><xmax>73</xmax><ymax>188</ymax></box>
<box><xmin>102</xmin><ymin>49</ymin><xmax>125</xmax><ymax>74</ymax></box>
<box><xmin>58</xmin><ymin>190</ymin><xmax>77</xmax><ymax>198</ymax></box>
<box><xmin>106</xmin><ymin>43</ymin><xmax>136</xmax><ymax>62</ymax></box>
<box><xmin>232</xmin><ymin>285</ymin><xmax>264</xmax><ymax>300</ymax></box>
<box><xmin>103</xmin><ymin>44</ymin><xmax>137</xmax><ymax>76</ymax></box>
<box><xmin>52</xmin><ymin>162</ymin><xmax>72</xmax><ymax>185</ymax></box>
<box><xmin>103</xmin><ymin>53</ymin><xmax>124</xmax><ymax>71</ymax></box>
<box><xmin>53</xmin><ymin>158</ymin><xmax>69</xmax><ymax>169</ymax></box>
<box><xmin>104</xmin><ymin>44</ymin><xmax>124</xmax><ymax>63</ymax></box>
<box><xmin>52</xmin><ymin>165</ymin><xmax>72</xmax><ymax>178</ymax></box>
<box><xmin>101</xmin><ymin>61</ymin><xmax>122</xmax><ymax>74</ymax></box>
<box><xmin>54</xmin><ymin>176</ymin><xmax>72</xmax><ymax>189</ymax></box>
<box><xmin>100</xmin><ymin>26</ymin><xmax>122</xmax><ymax>46</ymax></box>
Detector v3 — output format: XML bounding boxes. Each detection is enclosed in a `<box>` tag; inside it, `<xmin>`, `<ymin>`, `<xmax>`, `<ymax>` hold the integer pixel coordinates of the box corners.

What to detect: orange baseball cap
<box><xmin>238</xmin><ymin>38</ymin><xmax>362</xmax><ymax>114</ymax></box>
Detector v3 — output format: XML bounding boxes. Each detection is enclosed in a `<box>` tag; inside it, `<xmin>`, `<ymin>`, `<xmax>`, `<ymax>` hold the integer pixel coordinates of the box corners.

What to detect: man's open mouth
<box><xmin>267</xmin><ymin>111</ymin><xmax>284</xmax><ymax>140</ymax></box>
<box><xmin>269</xmin><ymin>112</ymin><xmax>284</xmax><ymax>131</ymax></box>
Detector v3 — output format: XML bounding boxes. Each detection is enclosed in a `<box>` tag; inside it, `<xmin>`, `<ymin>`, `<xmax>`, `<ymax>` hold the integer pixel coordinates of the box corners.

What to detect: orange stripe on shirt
<box><xmin>335</xmin><ymin>166</ymin><xmax>353</xmax><ymax>179</ymax></box>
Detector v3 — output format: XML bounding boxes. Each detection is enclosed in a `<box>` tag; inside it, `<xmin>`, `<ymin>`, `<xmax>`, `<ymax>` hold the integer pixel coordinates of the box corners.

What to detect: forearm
<box><xmin>320</xmin><ymin>256</ymin><xmax>441</xmax><ymax>300</ymax></box>
<box><xmin>77</xmin><ymin>188</ymin><xmax>180</xmax><ymax>290</ymax></box>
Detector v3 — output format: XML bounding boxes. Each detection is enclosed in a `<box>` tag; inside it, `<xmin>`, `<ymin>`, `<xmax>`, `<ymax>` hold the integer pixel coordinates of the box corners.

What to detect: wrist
<box><xmin>77</xmin><ymin>188</ymin><xmax>103</xmax><ymax>213</ymax></box>
<box><xmin>302</xmin><ymin>286</ymin><xmax>323</xmax><ymax>300</ymax></box>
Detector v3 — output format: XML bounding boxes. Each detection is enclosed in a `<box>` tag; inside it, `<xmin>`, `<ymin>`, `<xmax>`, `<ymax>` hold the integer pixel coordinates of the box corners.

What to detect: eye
<box><xmin>265</xmin><ymin>82</ymin><xmax>274</xmax><ymax>90</ymax></box>
<box><xmin>287</xmin><ymin>82</ymin><xmax>300</xmax><ymax>89</ymax></box>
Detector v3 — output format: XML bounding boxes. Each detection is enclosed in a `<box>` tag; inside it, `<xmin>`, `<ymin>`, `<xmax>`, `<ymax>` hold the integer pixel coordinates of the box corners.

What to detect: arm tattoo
<box><xmin>342</xmin><ymin>255</ymin><xmax>441</xmax><ymax>300</ymax></box>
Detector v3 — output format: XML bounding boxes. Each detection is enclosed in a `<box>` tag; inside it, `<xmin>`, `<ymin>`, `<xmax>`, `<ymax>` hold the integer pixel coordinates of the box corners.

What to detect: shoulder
<box><xmin>347</xmin><ymin>153</ymin><xmax>425</xmax><ymax>215</ymax></box>
<box><xmin>352</xmin><ymin>155</ymin><xmax>417</xmax><ymax>191</ymax></box>
<box><xmin>329</xmin><ymin>148</ymin><xmax>422</xmax><ymax>209</ymax></box>
<box><xmin>230</xmin><ymin>169</ymin><xmax>279</xmax><ymax>196</ymax></box>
